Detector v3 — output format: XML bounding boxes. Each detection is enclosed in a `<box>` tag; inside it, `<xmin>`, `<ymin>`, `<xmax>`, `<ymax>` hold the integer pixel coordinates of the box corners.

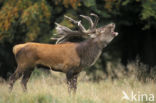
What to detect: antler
<box><xmin>51</xmin><ymin>13</ymin><xmax>99</xmax><ymax>44</ymax></box>
<box><xmin>90</xmin><ymin>13</ymin><xmax>99</xmax><ymax>29</ymax></box>
<box><xmin>52</xmin><ymin>22</ymin><xmax>85</xmax><ymax>44</ymax></box>
<box><xmin>80</xmin><ymin>13</ymin><xmax>99</xmax><ymax>31</ymax></box>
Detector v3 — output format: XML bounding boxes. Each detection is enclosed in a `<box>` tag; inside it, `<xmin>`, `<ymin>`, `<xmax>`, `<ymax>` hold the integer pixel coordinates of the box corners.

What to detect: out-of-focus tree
<box><xmin>0</xmin><ymin>0</ymin><xmax>51</xmax><ymax>43</ymax></box>
<box><xmin>55</xmin><ymin>0</ymin><xmax>80</xmax><ymax>9</ymax></box>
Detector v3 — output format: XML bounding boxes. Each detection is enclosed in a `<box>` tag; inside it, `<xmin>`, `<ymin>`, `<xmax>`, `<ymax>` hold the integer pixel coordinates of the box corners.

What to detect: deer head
<box><xmin>94</xmin><ymin>23</ymin><xmax>118</xmax><ymax>46</ymax></box>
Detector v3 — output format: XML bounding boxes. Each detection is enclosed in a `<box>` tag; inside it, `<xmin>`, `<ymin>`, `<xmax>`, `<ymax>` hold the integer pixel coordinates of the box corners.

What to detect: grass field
<box><xmin>0</xmin><ymin>63</ymin><xmax>156</xmax><ymax>103</ymax></box>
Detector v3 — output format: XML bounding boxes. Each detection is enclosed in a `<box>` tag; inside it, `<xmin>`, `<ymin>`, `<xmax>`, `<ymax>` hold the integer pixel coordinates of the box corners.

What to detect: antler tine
<box><xmin>90</xmin><ymin>13</ymin><xmax>98</xmax><ymax>18</ymax></box>
<box><xmin>90</xmin><ymin>13</ymin><xmax>99</xmax><ymax>29</ymax></box>
<box><xmin>55</xmin><ymin>35</ymin><xmax>66</xmax><ymax>44</ymax></box>
<box><xmin>54</xmin><ymin>22</ymin><xmax>73</xmax><ymax>37</ymax></box>
<box><xmin>51</xmin><ymin>36</ymin><xmax>67</xmax><ymax>44</ymax></box>
<box><xmin>55</xmin><ymin>22</ymin><xmax>71</xmax><ymax>32</ymax></box>
<box><xmin>50</xmin><ymin>22</ymin><xmax>73</xmax><ymax>44</ymax></box>
<box><xmin>80</xmin><ymin>15</ymin><xmax>94</xmax><ymax>30</ymax></box>
<box><xmin>64</xmin><ymin>15</ymin><xmax>86</xmax><ymax>33</ymax></box>
<box><xmin>64</xmin><ymin>15</ymin><xmax>78</xmax><ymax>24</ymax></box>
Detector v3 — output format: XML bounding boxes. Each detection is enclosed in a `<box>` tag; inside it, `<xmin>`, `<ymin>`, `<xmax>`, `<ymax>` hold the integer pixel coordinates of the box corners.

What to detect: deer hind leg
<box><xmin>9</xmin><ymin>66</ymin><xmax>23</xmax><ymax>91</ymax></box>
<box><xmin>66</xmin><ymin>71</ymin><xmax>79</xmax><ymax>94</ymax></box>
<box><xmin>21</xmin><ymin>69</ymin><xmax>33</xmax><ymax>92</ymax></box>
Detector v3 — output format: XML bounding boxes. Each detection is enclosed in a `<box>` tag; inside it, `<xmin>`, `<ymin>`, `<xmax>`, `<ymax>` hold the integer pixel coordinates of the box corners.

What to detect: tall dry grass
<box><xmin>0</xmin><ymin>62</ymin><xmax>156</xmax><ymax>103</ymax></box>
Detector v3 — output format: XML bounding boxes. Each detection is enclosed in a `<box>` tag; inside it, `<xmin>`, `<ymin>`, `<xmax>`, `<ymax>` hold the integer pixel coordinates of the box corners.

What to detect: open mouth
<box><xmin>111</xmin><ymin>24</ymin><xmax>118</xmax><ymax>36</ymax></box>
<box><xmin>112</xmin><ymin>31</ymin><xmax>118</xmax><ymax>36</ymax></box>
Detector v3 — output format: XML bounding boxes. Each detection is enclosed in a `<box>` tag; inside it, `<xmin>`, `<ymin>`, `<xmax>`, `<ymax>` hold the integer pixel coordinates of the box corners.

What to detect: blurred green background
<box><xmin>0</xmin><ymin>0</ymin><xmax>156</xmax><ymax>80</ymax></box>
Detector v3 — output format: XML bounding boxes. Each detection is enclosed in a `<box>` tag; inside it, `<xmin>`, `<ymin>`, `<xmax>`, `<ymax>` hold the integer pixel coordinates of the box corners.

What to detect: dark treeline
<box><xmin>0</xmin><ymin>0</ymin><xmax>156</xmax><ymax>79</ymax></box>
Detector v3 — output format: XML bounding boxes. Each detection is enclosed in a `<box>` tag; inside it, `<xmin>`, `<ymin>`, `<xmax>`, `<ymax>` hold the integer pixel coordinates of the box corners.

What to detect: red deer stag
<box><xmin>9</xmin><ymin>13</ymin><xmax>118</xmax><ymax>93</ymax></box>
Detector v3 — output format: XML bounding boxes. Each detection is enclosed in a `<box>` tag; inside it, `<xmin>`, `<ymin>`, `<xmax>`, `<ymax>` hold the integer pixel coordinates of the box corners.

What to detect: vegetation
<box><xmin>0</xmin><ymin>62</ymin><xmax>156</xmax><ymax>103</ymax></box>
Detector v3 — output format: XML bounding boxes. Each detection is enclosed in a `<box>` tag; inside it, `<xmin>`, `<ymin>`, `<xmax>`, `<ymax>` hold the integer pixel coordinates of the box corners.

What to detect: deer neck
<box><xmin>76</xmin><ymin>39</ymin><xmax>105</xmax><ymax>67</ymax></box>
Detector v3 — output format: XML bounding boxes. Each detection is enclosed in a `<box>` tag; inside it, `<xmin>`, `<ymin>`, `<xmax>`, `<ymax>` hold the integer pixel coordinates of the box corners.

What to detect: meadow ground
<box><xmin>0</xmin><ymin>62</ymin><xmax>156</xmax><ymax>103</ymax></box>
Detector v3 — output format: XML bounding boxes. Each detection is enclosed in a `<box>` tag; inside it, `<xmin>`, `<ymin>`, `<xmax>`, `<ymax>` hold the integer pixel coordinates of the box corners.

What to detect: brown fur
<box><xmin>13</xmin><ymin>44</ymin><xmax>27</xmax><ymax>56</ymax></box>
<box><xmin>15</xmin><ymin>42</ymin><xmax>80</xmax><ymax>72</ymax></box>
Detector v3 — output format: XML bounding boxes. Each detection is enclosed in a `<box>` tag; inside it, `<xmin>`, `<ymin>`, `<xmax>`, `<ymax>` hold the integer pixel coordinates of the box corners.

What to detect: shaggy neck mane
<box><xmin>76</xmin><ymin>39</ymin><xmax>103</xmax><ymax>67</ymax></box>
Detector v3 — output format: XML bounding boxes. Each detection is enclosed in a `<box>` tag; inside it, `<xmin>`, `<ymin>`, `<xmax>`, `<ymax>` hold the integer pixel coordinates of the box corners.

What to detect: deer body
<box><xmin>9</xmin><ymin>13</ymin><xmax>118</xmax><ymax>93</ymax></box>
<box><xmin>13</xmin><ymin>37</ymin><xmax>106</xmax><ymax>73</ymax></box>
<box><xmin>14</xmin><ymin>42</ymin><xmax>80</xmax><ymax>73</ymax></box>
